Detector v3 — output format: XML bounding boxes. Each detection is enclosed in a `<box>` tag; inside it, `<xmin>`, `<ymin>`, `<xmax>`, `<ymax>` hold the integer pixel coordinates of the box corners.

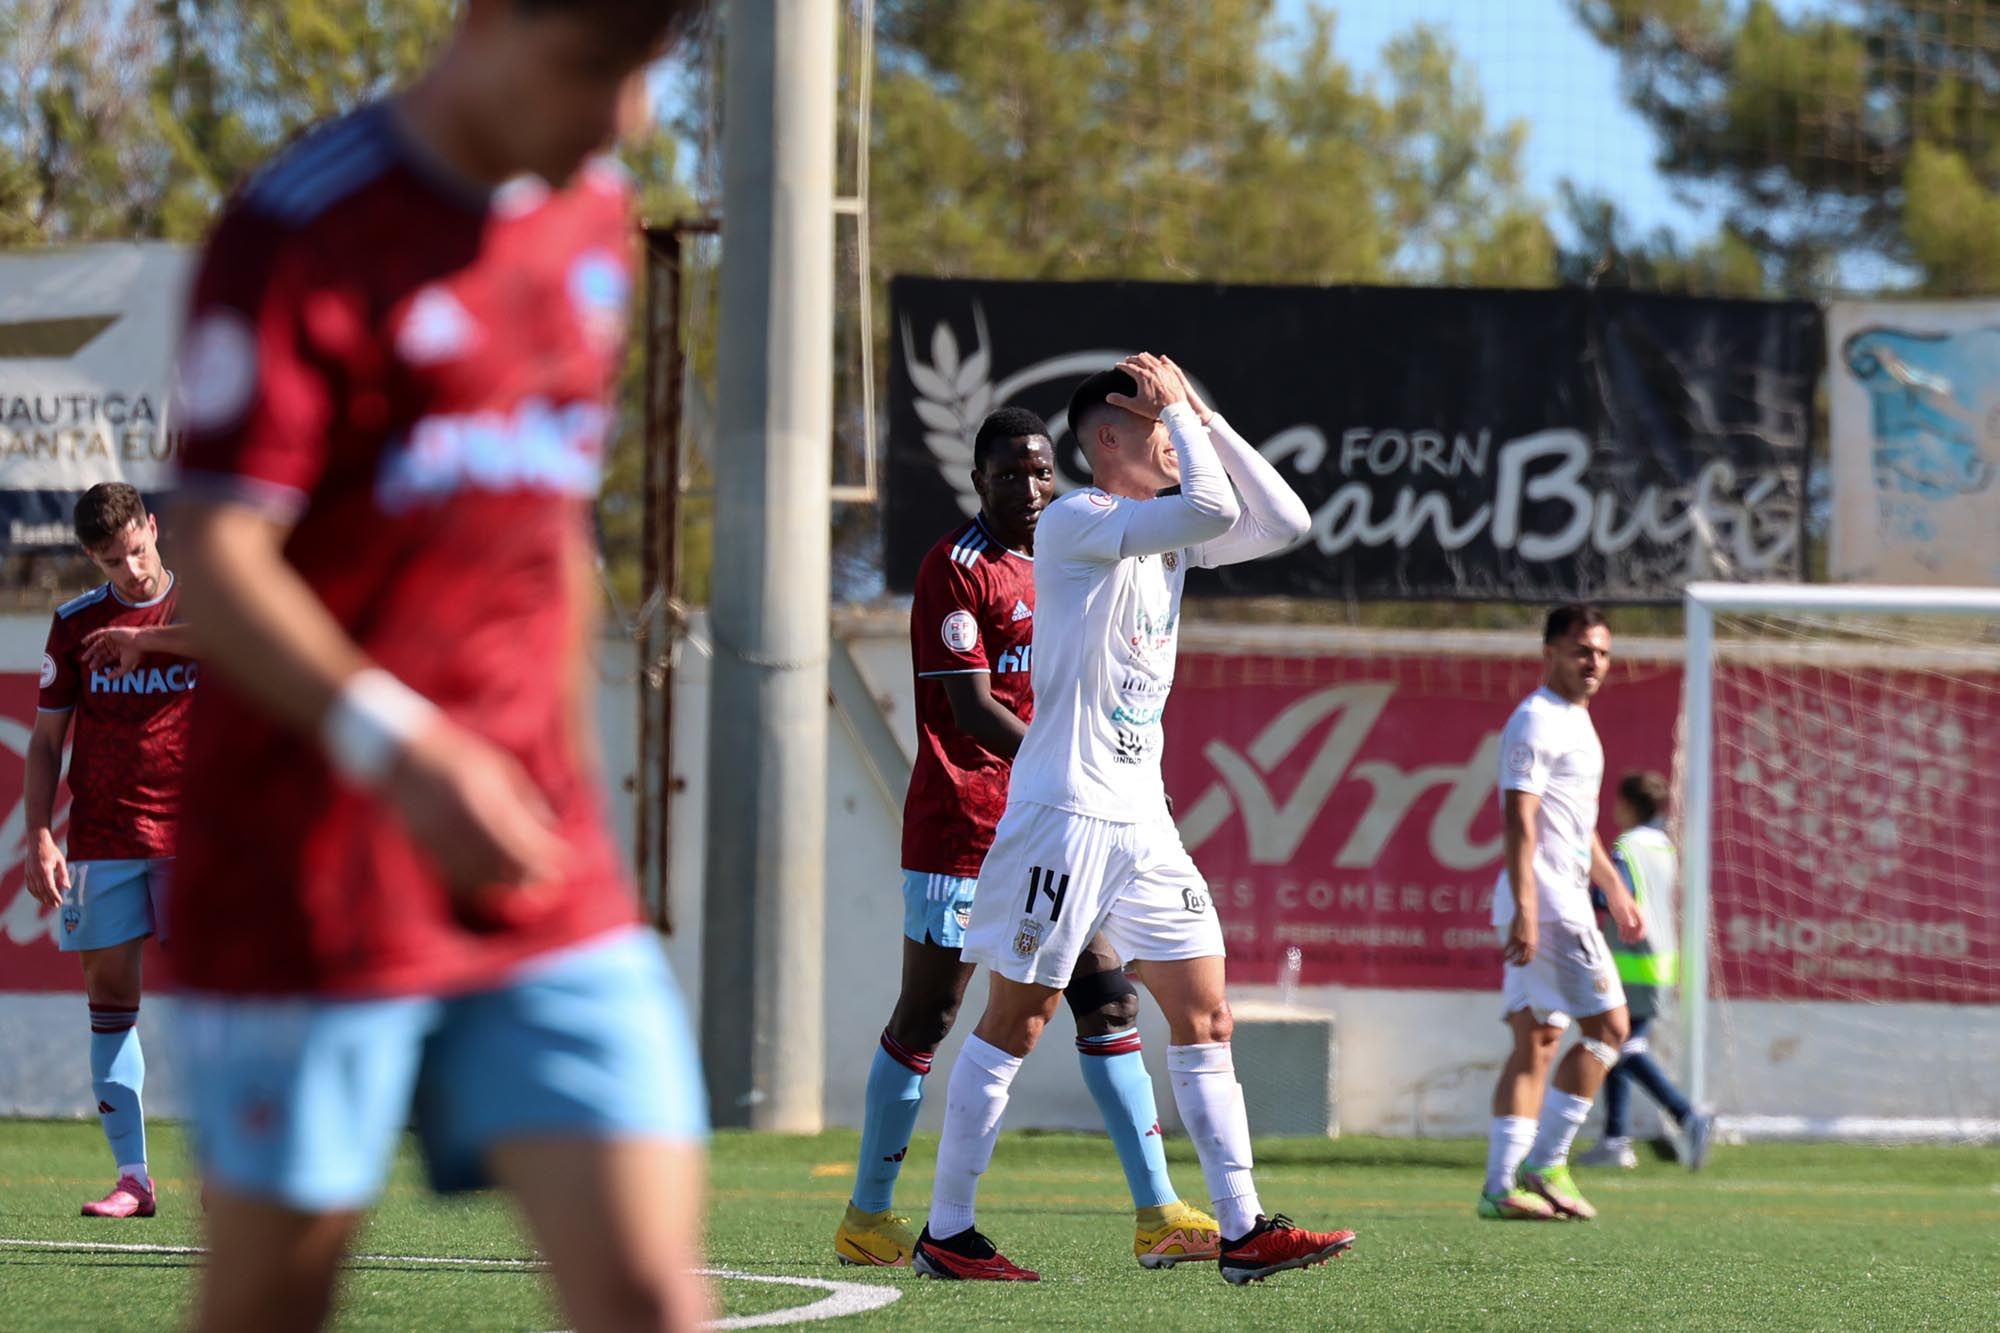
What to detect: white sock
<box><xmin>1484</xmin><ymin>1116</ymin><xmax>1536</xmax><ymax>1196</ymax></box>
<box><xmin>927</xmin><ymin>1035</ymin><xmax>1022</xmax><ymax>1239</ymax></box>
<box><xmin>1525</xmin><ymin>1090</ymin><xmax>1593</xmax><ymax>1170</ymax></box>
<box><xmin>118</xmin><ymin>1162</ymin><xmax>149</xmax><ymax>1189</ymax></box>
<box><xmin>1167</xmin><ymin>1043</ymin><xmax>1262</xmax><ymax>1240</ymax></box>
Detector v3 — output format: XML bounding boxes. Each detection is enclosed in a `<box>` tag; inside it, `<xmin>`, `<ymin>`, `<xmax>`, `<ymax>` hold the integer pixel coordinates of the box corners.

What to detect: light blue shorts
<box><xmin>176</xmin><ymin>927</ymin><xmax>708</xmax><ymax>1213</ymax></box>
<box><xmin>901</xmin><ymin>868</ymin><xmax>979</xmax><ymax>949</ymax></box>
<box><xmin>58</xmin><ymin>858</ymin><xmax>171</xmax><ymax>952</ymax></box>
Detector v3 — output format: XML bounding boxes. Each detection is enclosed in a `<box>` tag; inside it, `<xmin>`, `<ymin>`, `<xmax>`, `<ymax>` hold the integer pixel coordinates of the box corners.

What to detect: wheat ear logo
<box><xmin>902</xmin><ymin>304</ymin><xmax>1136</xmax><ymax>512</ymax></box>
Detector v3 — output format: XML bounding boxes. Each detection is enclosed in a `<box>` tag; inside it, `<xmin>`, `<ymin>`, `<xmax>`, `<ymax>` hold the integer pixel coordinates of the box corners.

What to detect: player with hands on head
<box><xmin>914</xmin><ymin>351</ymin><xmax>1355</xmax><ymax>1287</ymax></box>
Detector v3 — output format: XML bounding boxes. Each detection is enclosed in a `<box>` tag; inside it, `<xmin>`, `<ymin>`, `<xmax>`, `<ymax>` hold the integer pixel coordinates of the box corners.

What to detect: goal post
<box><xmin>1679</xmin><ymin>581</ymin><xmax>2000</xmax><ymax>1143</ymax></box>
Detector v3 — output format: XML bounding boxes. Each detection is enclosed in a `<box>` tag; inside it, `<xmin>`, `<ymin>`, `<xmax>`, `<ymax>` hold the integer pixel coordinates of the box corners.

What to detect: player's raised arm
<box><xmin>1160</xmin><ymin>358</ymin><xmax>1310</xmax><ymax>569</ymax></box>
<box><xmin>1086</xmin><ymin>353</ymin><xmax>1238</xmax><ymax>559</ymax></box>
<box><xmin>80</xmin><ymin>623</ymin><xmax>200</xmax><ymax>679</ymax></box>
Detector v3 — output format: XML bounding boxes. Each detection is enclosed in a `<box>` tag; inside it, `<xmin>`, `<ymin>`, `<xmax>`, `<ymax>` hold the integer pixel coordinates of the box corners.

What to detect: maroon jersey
<box><xmin>37</xmin><ymin>580</ymin><xmax>193</xmax><ymax>861</ymax></box>
<box><xmin>901</xmin><ymin>516</ymin><xmax>1035</xmax><ymax>877</ymax></box>
<box><xmin>168</xmin><ymin>104</ymin><xmax>638</xmax><ymax>997</ymax></box>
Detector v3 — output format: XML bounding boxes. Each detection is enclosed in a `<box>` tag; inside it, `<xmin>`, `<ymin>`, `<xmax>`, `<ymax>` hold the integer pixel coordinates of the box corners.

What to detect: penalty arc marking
<box><xmin>0</xmin><ymin>1239</ymin><xmax>901</xmax><ymax>1328</ymax></box>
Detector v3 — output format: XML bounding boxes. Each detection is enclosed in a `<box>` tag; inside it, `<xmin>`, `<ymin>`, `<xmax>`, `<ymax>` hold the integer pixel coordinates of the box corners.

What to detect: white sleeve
<box><xmin>1045</xmin><ymin>405</ymin><xmax>1240</xmax><ymax>564</ymax></box>
<box><xmin>1498</xmin><ymin>709</ymin><xmax>1555</xmax><ymax>795</ymax></box>
<box><xmin>1113</xmin><ymin>403</ymin><xmax>1239</xmax><ymax>559</ymax></box>
<box><xmin>1190</xmin><ymin>413</ymin><xmax>1312</xmax><ymax>569</ymax></box>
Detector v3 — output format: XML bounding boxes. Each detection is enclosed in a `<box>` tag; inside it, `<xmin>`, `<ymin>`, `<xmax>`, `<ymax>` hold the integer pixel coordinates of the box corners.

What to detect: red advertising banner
<box><xmin>1165</xmin><ymin>647</ymin><xmax>2000</xmax><ymax>1003</ymax></box>
<box><xmin>1707</xmin><ymin>663</ymin><xmax>2000</xmax><ymax>1005</ymax></box>
<box><xmin>0</xmin><ymin>672</ymin><xmax>86</xmax><ymax>991</ymax></box>
<box><xmin>1166</xmin><ymin>650</ymin><xmax>1682</xmax><ymax>992</ymax></box>
<box><xmin>4</xmin><ymin>652</ymin><xmax>1994</xmax><ymax>1003</ymax></box>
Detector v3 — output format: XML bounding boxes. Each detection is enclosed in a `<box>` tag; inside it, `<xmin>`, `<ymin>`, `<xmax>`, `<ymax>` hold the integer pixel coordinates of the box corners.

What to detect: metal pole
<box><xmin>701</xmin><ymin>0</ymin><xmax>835</xmax><ymax>1132</ymax></box>
<box><xmin>1680</xmin><ymin>593</ymin><xmax>1715</xmax><ymax>1113</ymax></box>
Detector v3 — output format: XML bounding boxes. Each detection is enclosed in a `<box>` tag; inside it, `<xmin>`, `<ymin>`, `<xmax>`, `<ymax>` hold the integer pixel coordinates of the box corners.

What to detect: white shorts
<box><xmin>1500</xmin><ymin>921</ymin><xmax>1626</xmax><ymax>1029</ymax></box>
<box><xmin>963</xmin><ymin>802</ymin><xmax>1225</xmax><ymax>988</ymax></box>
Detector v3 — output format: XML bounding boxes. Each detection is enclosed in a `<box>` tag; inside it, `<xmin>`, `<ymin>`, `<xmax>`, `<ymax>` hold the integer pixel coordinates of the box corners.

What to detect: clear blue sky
<box><xmin>1304</xmin><ymin>0</ymin><xmax>1740</xmax><ymax>243</ymax></box>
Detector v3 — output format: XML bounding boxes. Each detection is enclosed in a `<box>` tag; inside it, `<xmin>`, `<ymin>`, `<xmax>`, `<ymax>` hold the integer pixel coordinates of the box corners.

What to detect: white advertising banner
<box><xmin>1827</xmin><ymin>300</ymin><xmax>2000</xmax><ymax>585</ymax></box>
<box><xmin>0</xmin><ymin>243</ymin><xmax>192</xmax><ymax>549</ymax></box>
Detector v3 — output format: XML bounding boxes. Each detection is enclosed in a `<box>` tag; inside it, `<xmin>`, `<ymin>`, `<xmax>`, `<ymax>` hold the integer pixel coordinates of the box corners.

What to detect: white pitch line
<box><xmin>698</xmin><ymin>1270</ymin><xmax>901</xmax><ymax>1330</ymax></box>
<box><xmin>0</xmin><ymin>1240</ymin><xmax>901</xmax><ymax>1328</ymax></box>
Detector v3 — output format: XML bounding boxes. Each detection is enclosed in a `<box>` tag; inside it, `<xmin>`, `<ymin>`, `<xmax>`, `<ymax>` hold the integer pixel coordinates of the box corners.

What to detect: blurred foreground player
<box><xmin>167</xmin><ymin>3</ymin><xmax>709</xmax><ymax>1329</ymax></box>
<box><xmin>25</xmin><ymin>483</ymin><xmax>197</xmax><ymax>1219</ymax></box>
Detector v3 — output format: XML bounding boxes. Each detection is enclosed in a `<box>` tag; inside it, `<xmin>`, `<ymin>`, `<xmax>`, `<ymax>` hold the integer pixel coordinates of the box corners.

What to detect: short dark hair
<box><xmin>74</xmin><ymin>483</ymin><xmax>147</xmax><ymax>549</ymax></box>
<box><xmin>512</xmin><ymin>0</ymin><xmax>707</xmax><ymax>43</ymax></box>
<box><xmin>1543</xmin><ymin>603</ymin><xmax>1608</xmax><ymax>644</ymax></box>
<box><xmin>1619</xmin><ymin>770</ymin><xmax>1670</xmax><ymax>823</ymax></box>
<box><xmin>1066</xmin><ymin>368</ymin><xmax>1139</xmax><ymax>447</ymax></box>
<box><xmin>973</xmin><ymin>406</ymin><xmax>1049</xmax><ymax>472</ymax></box>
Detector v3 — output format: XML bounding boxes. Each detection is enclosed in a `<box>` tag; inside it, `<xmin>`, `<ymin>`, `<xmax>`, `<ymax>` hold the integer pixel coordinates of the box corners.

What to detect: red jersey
<box><xmin>37</xmin><ymin>579</ymin><xmax>193</xmax><ymax>861</ymax></box>
<box><xmin>901</xmin><ymin>516</ymin><xmax>1035</xmax><ymax>876</ymax></box>
<box><xmin>167</xmin><ymin>104</ymin><xmax>637</xmax><ymax>997</ymax></box>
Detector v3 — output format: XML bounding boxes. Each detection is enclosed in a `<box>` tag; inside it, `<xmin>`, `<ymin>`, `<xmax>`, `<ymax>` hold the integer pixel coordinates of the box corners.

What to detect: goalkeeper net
<box><xmin>1678</xmin><ymin>584</ymin><xmax>2000</xmax><ymax>1142</ymax></box>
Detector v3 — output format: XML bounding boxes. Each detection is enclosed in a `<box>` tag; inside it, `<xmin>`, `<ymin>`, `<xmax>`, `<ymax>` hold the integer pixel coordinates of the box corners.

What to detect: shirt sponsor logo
<box><xmin>994</xmin><ymin>644</ymin><xmax>1031</xmax><ymax>675</ymax></box>
<box><xmin>90</xmin><ymin>663</ymin><xmax>197</xmax><ymax>695</ymax></box>
<box><xmin>1113</xmin><ymin>726</ymin><xmax>1157</xmax><ymax>765</ymax></box>
<box><xmin>568</xmin><ymin>249</ymin><xmax>631</xmax><ymax>354</ymax></box>
<box><xmin>375</xmin><ymin>397</ymin><xmax>607</xmax><ymax>511</ymax></box>
<box><xmin>39</xmin><ymin>653</ymin><xmax>55</xmax><ymax>688</ymax></box>
<box><xmin>941</xmin><ymin>609</ymin><xmax>979</xmax><ymax>653</ymax></box>
<box><xmin>1111</xmin><ymin>698</ymin><xmax>1164</xmax><ymax>727</ymax></box>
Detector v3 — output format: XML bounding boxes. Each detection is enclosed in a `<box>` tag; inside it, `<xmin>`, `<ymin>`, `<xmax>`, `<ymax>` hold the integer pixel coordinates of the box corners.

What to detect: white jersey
<box><xmin>1490</xmin><ymin>686</ymin><xmax>1604</xmax><ymax>932</ymax></box>
<box><xmin>1006</xmin><ymin>488</ymin><xmax>1187</xmax><ymax>824</ymax></box>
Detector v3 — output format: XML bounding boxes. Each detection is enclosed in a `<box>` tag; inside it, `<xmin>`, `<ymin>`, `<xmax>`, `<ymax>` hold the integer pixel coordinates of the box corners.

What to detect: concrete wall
<box><xmin>5</xmin><ymin>609</ymin><xmax>1993</xmax><ymax>1140</ymax></box>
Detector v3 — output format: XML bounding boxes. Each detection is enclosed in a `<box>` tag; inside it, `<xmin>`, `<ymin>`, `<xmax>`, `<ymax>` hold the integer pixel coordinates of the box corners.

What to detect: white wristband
<box><xmin>322</xmin><ymin>669</ymin><xmax>438</xmax><ymax>787</ymax></box>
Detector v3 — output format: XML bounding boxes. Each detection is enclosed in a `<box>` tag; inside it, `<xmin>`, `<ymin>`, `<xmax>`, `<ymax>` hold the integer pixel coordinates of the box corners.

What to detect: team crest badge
<box><xmin>1013</xmin><ymin>917</ymin><xmax>1043</xmax><ymax>958</ymax></box>
<box><xmin>955</xmin><ymin>906</ymin><xmax>973</xmax><ymax>931</ymax></box>
<box><xmin>1593</xmin><ymin>974</ymin><xmax>1610</xmax><ymax>994</ymax></box>
<box><xmin>568</xmin><ymin>249</ymin><xmax>632</xmax><ymax>354</ymax></box>
<box><xmin>62</xmin><ymin>905</ymin><xmax>80</xmax><ymax>934</ymax></box>
<box><xmin>1164</xmin><ymin>551</ymin><xmax>1178</xmax><ymax>571</ymax></box>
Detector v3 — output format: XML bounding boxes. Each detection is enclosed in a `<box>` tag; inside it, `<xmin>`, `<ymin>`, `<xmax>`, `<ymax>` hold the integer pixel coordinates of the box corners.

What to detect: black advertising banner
<box><xmin>886</xmin><ymin>277</ymin><xmax>1820</xmax><ymax>602</ymax></box>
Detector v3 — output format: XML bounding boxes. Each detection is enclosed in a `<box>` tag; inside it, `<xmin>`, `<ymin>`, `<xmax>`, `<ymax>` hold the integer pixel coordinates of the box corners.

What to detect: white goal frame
<box><xmin>1681</xmin><ymin>581</ymin><xmax>2000</xmax><ymax>1142</ymax></box>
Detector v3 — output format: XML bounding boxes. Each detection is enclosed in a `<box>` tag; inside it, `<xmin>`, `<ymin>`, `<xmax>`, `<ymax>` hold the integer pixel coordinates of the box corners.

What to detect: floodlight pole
<box><xmin>701</xmin><ymin>0</ymin><xmax>836</xmax><ymax>1131</ymax></box>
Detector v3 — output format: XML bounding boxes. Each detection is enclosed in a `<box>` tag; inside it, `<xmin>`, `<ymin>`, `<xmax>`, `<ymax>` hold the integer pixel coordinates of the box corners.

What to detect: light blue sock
<box><xmin>851</xmin><ymin>1033</ymin><xmax>930</xmax><ymax>1214</ymax></box>
<box><xmin>1077</xmin><ymin>1029</ymin><xmax>1176</xmax><ymax>1209</ymax></box>
<box><xmin>88</xmin><ymin>1005</ymin><xmax>146</xmax><ymax>1175</ymax></box>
